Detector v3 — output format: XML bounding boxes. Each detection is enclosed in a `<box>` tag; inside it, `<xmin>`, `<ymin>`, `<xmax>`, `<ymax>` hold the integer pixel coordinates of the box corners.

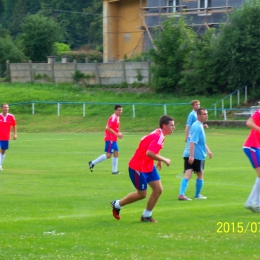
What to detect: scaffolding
<box><xmin>139</xmin><ymin>0</ymin><xmax>233</xmax><ymax>49</ymax></box>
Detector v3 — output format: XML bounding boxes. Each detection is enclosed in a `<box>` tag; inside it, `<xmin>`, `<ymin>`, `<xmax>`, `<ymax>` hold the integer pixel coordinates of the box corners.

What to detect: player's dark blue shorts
<box><xmin>128</xmin><ymin>166</ymin><xmax>160</xmax><ymax>191</ymax></box>
<box><xmin>243</xmin><ymin>147</ymin><xmax>260</xmax><ymax>169</ymax></box>
<box><xmin>0</xmin><ymin>141</ymin><xmax>9</xmax><ymax>150</ymax></box>
<box><xmin>104</xmin><ymin>141</ymin><xmax>118</xmax><ymax>154</ymax></box>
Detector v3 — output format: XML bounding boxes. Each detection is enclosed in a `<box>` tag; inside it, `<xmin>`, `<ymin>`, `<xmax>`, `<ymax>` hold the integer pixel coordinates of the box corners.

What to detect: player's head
<box><xmin>197</xmin><ymin>108</ymin><xmax>208</xmax><ymax>123</ymax></box>
<box><xmin>1</xmin><ymin>103</ymin><xmax>9</xmax><ymax>113</ymax></box>
<box><xmin>159</xmin><ymin>115</ymin><xmax>175</xmax><ymax>135</ymax></box>
<box><xmin>191</xmin><ymin>100</ymin><xmax>200</xmax><ymax>111</ymax></box>
<box><xmin>114</xmin><ymin>104</ymin><xmax>123</xmax><ymax>116</ymax></box>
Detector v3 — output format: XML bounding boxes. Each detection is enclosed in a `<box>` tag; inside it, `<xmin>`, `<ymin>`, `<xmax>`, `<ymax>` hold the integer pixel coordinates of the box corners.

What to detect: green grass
<box><xmin>0</xmin><ymin>82</ymin><xmax>246</xmax><ymax>132</ymax></box>
<box><xmin>0</xmin><ymin>128</ymin><xmax>259</xmax><ymax>259</ymax></box>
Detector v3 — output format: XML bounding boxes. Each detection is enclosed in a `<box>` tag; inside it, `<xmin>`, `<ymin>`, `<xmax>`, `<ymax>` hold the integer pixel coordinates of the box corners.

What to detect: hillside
<box><xmin>0</xmin><ymin>82</ymin><xmax>232</xmax><ymax>133</ymax></box>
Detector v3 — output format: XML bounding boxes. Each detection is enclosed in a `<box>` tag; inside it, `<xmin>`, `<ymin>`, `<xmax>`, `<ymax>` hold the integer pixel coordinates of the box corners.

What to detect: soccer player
<box><xmin>89</xmin><ymin>104</ymin><xmax>123</xmax><ymax>174</ymax></box>
<box><xmin>0</xmin><ymin>103</ymin><xmax>17</xmax><ymax>170</ymax></box>
<box><xmin>110</xmin><ymin>115</ymin><xmax>175</xmax><ymax>223</ymax></box>
<box><xmin>185</xmin><ymin>100</ymin><xmax>208</xmax><ymax>142</ymax></box>
<box><xmin>178</xmin><ymin>108</ymin><xmax>212</xmax><ymax>200</ymax></box>
<box><xmin>243</xmin><ymin>108</ymin><xmax>260</xmax><ymax>212</ymax></box>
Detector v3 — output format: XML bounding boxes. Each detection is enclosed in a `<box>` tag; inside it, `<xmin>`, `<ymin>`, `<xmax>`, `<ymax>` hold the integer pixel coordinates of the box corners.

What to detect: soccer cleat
<box><xmin>112</xmin><ymin>171</ymin><xmax>121</xmax><ymax>174</ymax></box>
<box><xmin>244</xmin><ymin>204</ymin><xmax>260</xmax><ymax>213</ymax></box>
<box><xmin>110</xmin><ymin>200</ymin><xmax>121</xmax><ymax>220</ymax></box>
<box><xmin>178</xmin><ymin>195</ymin><xmax>192</xmax><ymax>201</ymax></box>
<box><xmin>141</xmin><ymin>216</ymin><xmax>157</xmax><ymax>223</ymax></box>
<box><xmin>194</xmin><ymin>194</ymin><xmax>207</xmax><ymax>199</ymax></box>
<box><xmin>0</xmin><ymin>166</ymin><xmax>3</xmax><ymax>171</ymax></box>
<box><xmin>88</xmin><ymin>161</ymin><xmax>94</xmax><ymax>172</ymax></box>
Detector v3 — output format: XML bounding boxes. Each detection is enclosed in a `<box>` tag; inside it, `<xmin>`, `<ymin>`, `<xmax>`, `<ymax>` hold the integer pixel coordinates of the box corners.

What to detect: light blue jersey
<box><xmin>186</xmin><ymin>110</ymin><xmax>197</xmax><ymax>127</ymax></box>
<box><xmin>183</xmin><ymin>121</ymin><xmax>206</xmax><ymax>160</ymax></box>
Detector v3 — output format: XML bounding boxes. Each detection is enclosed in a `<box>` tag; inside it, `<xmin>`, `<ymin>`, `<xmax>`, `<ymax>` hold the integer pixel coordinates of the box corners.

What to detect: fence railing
<box><xmin>9</xmin><ymin>101</ymin><xmax>190</xmax><ymax>118</ymax></box>
<box><xmin>9</xmin><ymin>100</ymin><xmax>256</xmax><ymax>120</ymax></box>
<box><xmin>212</xmin><ymin>85</ymin><xmax>248</xmax><ymax>117</ymax></box>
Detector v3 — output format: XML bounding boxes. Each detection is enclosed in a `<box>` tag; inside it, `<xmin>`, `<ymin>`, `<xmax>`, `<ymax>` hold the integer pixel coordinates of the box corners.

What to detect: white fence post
<box><xmin>132</xmin><ymin>104</ymin><xmax>135</xmax><ymax>118</ymax></box>
<box><xmin>223</xmin><ymin>109</ymin><xmax>227</xmax><ymax>121</ymax></box>
<box><xmin>32</xmin><ymin>103</ymin><xmax>35</xmax><ymax>115</ymax></box>
<box><xmin>83</xmin><ymin>103</ymin><xmax>86</xmax><ymax>117</ymax></box>
<box><xmin>237</xmin><ymin>90</ymin><xmax>240</xmax><ymax>105</ymax></box>
<box><xmin>230</xmin><ymin>95</ymin><xmax>232</xmax><ymax>109</ymax></box>
<box><xmin>57</xmin><ymin>103</ymin><xmax>60</xmax><ymax>117</ymax></box>
<box><xmin>164</xmin><ymin>104</ymin><xmax>167</xmax><ymax>115</ymax></box>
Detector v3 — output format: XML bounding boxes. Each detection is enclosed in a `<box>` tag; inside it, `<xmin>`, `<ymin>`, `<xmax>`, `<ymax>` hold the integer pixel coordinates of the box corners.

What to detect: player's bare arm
<box><xmin>146</xmin><ymin>150</ymin><xmax>171</xmax><ymax>166</ymax></box>
<box><xmin>13</xmin><ymin>126</ymin><xmax>17</xmax><ymax>140</ymax></box>
<box><xmin>206</xmin><ymin>144</ymin><xmax>212</xmax><ymax>159</ymax></box>
<box><xmin>188</xmin><ymin>142</ymin><xmax>195</xmax><ymax>164</ymax></box>
<box><xmin>185</xmin><ymin>126</ymin><xmax>189</xmax><ymax>142</ymax></box>
<box><xmin>246</xmin><ymin>118</ymin><xmax>260</xmax><ymax>132</ymax></box>
<box><xmin>106</xmin><ymin>126</ymin><xmax>123</xmax><ymax>139</ymax></box>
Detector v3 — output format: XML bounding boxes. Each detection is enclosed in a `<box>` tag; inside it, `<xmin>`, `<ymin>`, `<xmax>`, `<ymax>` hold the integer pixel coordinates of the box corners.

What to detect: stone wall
<box><xmin>6</xmin><ymin>60</ymin><xmax>151</xmax><ymax>85</ymax></box>
<box><xmin>206</xmin><ymin>120</ymin><xmax>247</xmax><ymax>127</ymax></box>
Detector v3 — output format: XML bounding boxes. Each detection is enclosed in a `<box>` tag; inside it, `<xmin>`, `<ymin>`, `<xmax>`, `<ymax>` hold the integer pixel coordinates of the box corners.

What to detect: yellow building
<box><xmin>103</xmin><ymin>0</ymin><xmax>241</xmax><ymax>62</ymax></box>
<box><xmin>103</xmin><ymin>0</ymin><xmax>146</xmax><ymax>62</ymax></box>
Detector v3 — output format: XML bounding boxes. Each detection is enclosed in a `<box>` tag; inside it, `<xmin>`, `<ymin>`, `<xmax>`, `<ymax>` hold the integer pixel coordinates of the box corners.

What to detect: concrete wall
<box><xmin>7</xmin><ymin>60</ymin><xmax>151</xmax><ymax>85</ymax></box>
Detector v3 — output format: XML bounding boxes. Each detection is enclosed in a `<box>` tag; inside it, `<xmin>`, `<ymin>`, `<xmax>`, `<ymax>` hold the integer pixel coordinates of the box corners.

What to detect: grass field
<box><xmin>0</xmin><ymin>128</ymin><xmax>259</xmax><ymax>260</ymax></box>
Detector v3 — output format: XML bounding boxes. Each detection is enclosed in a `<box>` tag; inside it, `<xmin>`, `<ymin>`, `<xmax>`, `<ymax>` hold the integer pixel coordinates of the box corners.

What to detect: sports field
<box><xmin>0</xmin><ymin>128</ymin><xmax>258</xmax><ymax>260</ymax></box>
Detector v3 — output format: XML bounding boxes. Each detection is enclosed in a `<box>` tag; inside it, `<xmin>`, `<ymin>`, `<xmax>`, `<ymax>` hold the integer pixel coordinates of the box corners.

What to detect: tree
<box><xmin>149</xmin><ymin>16</ymin><xmax>198</xmax><ymax>93</ymax></box>
<box><xmin>212</xmin><ymin>0</ymin><xmax>260</xmax><ymax>94</ymax></box>
<box><xmin>179</xmin><ymin>29</ymin><xmax>219</xmax><ymax>95</ymax></box>
<box><xmin>82</xmin><ymin>0</ymin><xmax>102</xmax><ymax>45</ymax></box>
<box><xmin>19</xmin><ymin>14</ymin><xmax>64</xmax><ymax>61</ymax></box>
<box><xmin>8</xmin><ymin>0</ymin><xmax>30</xmax><ymax>37</ymax></box>
<box><xmin>0</xmin><ymin>36</ymin><xmax>25</xmax><ymax>63</ymax></box>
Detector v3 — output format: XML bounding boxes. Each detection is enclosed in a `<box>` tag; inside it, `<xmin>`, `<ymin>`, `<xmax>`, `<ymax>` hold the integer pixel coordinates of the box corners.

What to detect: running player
<box><xmin>0</xmin><ymin>103</ymin><xmax>17</xmax><ymax>170</ymax></box>
<box><xmin>110</xmin><ymin>115</ymin><xmax>175</xmax><ymax>222</ymax></box>
<box><xmin>243</xmin><ymin>108</ymin><xmax>260</xmax><ymax>212</ymax></box>
<box><xmin>89</xmin><ymin>104</ymin><xmax>123</xmax><ymax>174</ymax></box>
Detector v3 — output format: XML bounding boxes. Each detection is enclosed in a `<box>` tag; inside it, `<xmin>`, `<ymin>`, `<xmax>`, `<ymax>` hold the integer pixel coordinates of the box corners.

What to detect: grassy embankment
<box><xmin>0</xmin><ymin>82</ymin><xmax>238</xmax><ymax>133</ymax></box>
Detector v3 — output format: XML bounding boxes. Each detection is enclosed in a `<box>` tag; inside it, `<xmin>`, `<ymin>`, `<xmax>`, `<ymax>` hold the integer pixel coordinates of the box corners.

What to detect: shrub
<box><xmin>64</xmin><ymin>50</ymin><xmax>103</xmax><ymax>63</ymax></box>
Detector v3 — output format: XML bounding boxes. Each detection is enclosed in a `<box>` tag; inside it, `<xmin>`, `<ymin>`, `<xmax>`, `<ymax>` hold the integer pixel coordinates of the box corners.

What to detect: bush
<box><xmin>64</xmin><ymin>50</ymin><xmax>103</xmax><ymax>63</ymax></box>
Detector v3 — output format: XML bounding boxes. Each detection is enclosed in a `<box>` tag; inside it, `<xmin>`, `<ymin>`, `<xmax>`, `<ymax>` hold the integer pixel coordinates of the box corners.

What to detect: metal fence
<box><xmin>9</xmin><ymin>101</ymin><xmax>190</xmax><ymax>118</ymax></box>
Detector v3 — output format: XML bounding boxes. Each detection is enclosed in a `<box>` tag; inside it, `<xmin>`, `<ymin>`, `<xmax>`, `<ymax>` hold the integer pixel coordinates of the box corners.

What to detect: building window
<box><xmin>198</xmin><ymin>0</ymin><xmax>211</xmax><ymax>9</ymax></box>
<box><xmin>167</xmin><ymin>0</ymin><xmax>180</xmax><ymax>13</ymax></box>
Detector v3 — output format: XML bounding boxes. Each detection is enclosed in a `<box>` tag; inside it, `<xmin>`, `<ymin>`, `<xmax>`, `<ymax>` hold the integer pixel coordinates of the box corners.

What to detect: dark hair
<box><xmin>114</xmin><ymin>104</ymin><xmax>122</xmax><ymax>110</ymax></box>
<box><xmin>159</xmin><ymin>115</ymin><xmax>174</xmax><ymax>128</ymax></box>
<box><xmin>197</xmin><ymin>108</ymin><xmax>206</xmax><ymax>115</ymax></box>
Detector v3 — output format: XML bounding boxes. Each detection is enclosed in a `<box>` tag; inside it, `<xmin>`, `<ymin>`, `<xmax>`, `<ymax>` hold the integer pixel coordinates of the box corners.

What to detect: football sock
<box><xmin>179</xmin><ymin>178</ymin><xmax>189</xmax><ymax>195</ymax></box>
<box><xmin>142</xmin><ymin>209</ymin><xmax>152</xmax><ymax>217</ymax></box>
<box><xmin>112</xmin><ymin>157</ymin><xmax>118</xmax><ymax>172</ymax></box>
<box><xmin>246</xmin><ymin>177</ymin><xmax>259</xmax><ymax>205</ymax></box>
<box><xmin>115</xmin><ymin>200</ymin><xmax>122</xmax><ymax>209</ymax></box>
<box><xmin>1</xmin><ymin>154</ymin><xmax>5</xmax><ymax>165</ymax></box>
<box><xmin>92</xmin><ymin>154</ymin><xmax>107</xmax><ymax>165</ymax></box>
<box><xmin>195</xmin><ymin>179</ymin><xmax>204</xmax><ymax>197</ymax></box>
<box><xmin>256</xmin><ymin>178</ymin><xmax>260</xmax><ymax>205</ymax></box>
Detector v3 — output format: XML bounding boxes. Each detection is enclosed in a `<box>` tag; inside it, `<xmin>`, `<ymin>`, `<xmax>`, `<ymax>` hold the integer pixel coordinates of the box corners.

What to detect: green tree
<box><xmin>212</xmin><ymin>0</ymin><xmax>260</xmax><ymax>94</ymax></box>
<box><xmin>179</xmin><ymin>29</ymin><xmax>218</xmax><ymax>95</ymax></box>
<box><xmin>19</xmin><ymin>14</ymin><xmax>64</xmax><ymax>61</ymax></box>
<box><xmin>39</xmin><ymin>0</ymin><xmax>102</xmax><ymax>48</ymax></box>
<box><xmin>8</xmin><ymin>0</ymin><xmax>30</xmax><ymax>37</ymax></box>
<box><xmin>0</xmin><ymin>0</ymin><xmax>4</xmax><ymax>21</ymax></box>
<box><xmin>82</xmin><ymin>0</ymin><xmax>102</xmax><ymax>45</ymax></box>
<box><xmin>0</xmin><ymin>36</ymin><xmax>25</xmax><ymax>63</ymax></box>
<box><xmin>149</xmin><ymin>16</ymin><xmax>197</xmax><ymax>93</ymax></box>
